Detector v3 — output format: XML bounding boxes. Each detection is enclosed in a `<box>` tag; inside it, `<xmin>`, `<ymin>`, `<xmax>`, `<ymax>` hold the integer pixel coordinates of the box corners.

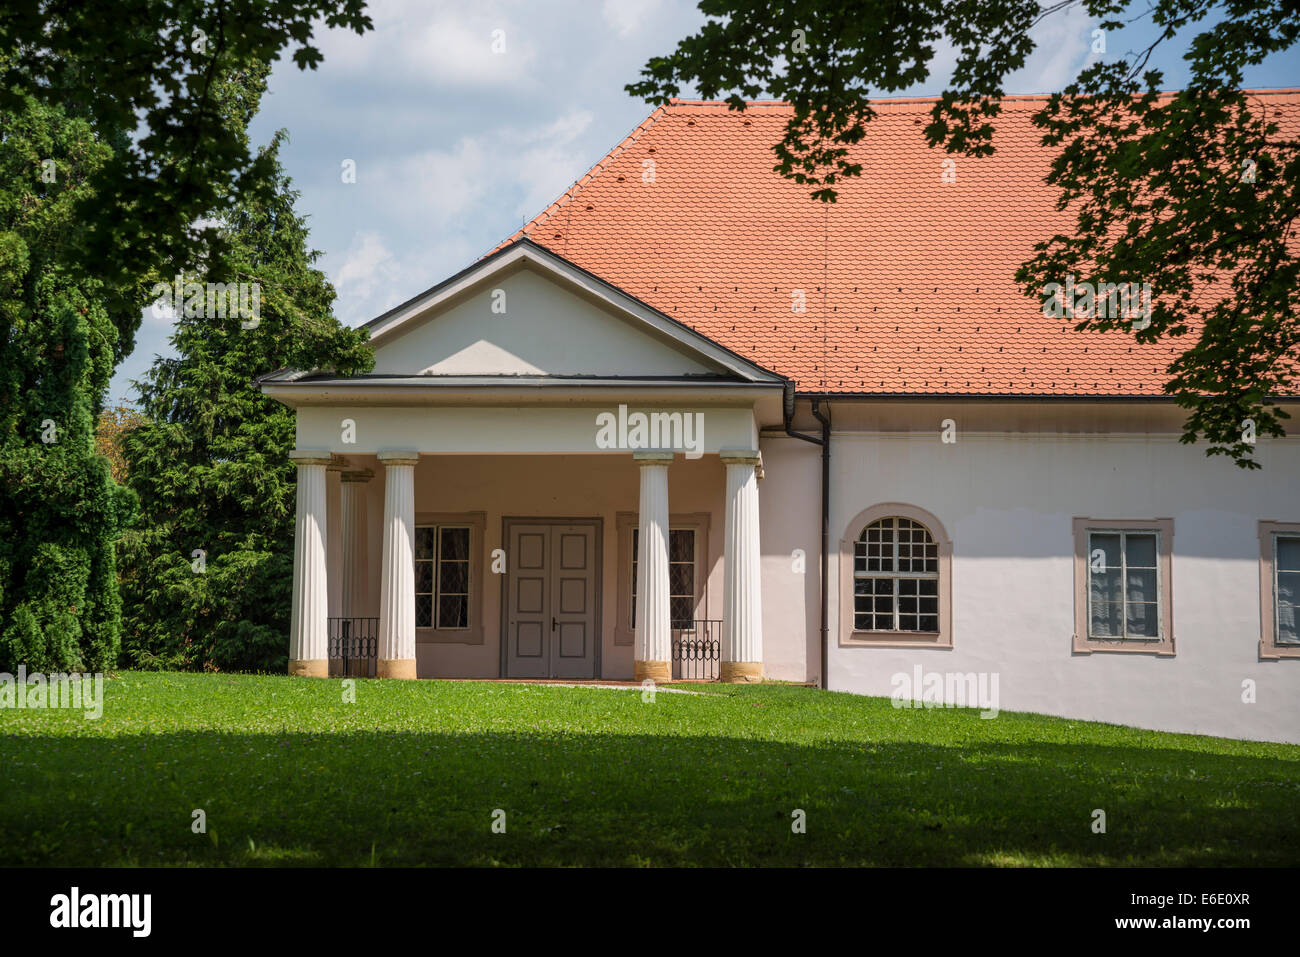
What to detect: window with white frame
<box><xmin>1272</xmin><ymin>534</ymin><xmax>1299</xmax><ymax>646</ymax></box>
<box><xmin>853</xmin><ymin>517</ymin><xmax>939</xmax><ymax>632</ymax></box>
<box><xmin>1086</xmin><ymin>530</ymin><xmax>1161</xmax><ymax>640</ymax></box>
<box><xmin>631</xmin><ymin>527</ymin><xmax>696</xmax><ymax>628</ymax></box>
<box><xmin>414</xmin><ymin>524</ymin><xmax>471</xmax><ymax>629</ymax></box>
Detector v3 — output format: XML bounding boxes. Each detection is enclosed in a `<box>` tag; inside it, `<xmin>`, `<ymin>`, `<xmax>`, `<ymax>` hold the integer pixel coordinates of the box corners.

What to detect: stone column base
<box><xmin>288</xmin><ymin>658</ymin><xmax>328</xmax><ymax>678</ymax></box>
<box><xmin>377</xmin><ymin>658</ymin><xmax>418</xmax><ymax>679</ymax></box>
<box><xmin>634</xmin><ymin>660</ymin><xmax>671</xmax><ymax>683</ymax></box>
<box><xmin>720</xmin><ymin>661</ymin><xmax>763</xmax><ymax>683</ymax></box>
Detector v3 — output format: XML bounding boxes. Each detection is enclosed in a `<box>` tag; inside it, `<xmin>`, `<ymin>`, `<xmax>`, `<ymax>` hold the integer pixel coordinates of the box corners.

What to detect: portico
<box><xmin>264</xmin><ymin>239</ymin><xmax>785</xmax><ymax>682</ymax></box>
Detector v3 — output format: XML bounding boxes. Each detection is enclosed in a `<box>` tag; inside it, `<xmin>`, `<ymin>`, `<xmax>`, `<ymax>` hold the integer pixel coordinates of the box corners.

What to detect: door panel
<box><xmin>507</xmin><ymin>524</ymin><xmax>552</xmax><ymax>678</ymax></box>
<box><xmin>505</xmin><ymin>522</ymin><xmax>598</xmax><ymax>678</ymax></box>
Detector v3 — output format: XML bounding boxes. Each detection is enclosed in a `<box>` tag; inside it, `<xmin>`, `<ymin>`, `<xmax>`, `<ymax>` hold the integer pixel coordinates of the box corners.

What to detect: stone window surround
<box><xmin>415</xmin><ymin>510</ymin><xmax>486</xmax><ymax>645</ymax></box>
<box><xmin>614</xmin><ymin>511</ymin><xmax>710</xmax><ymax>647</ymax></box>
<box><xmin>1258</xmin><ymin>520</ymin><xmax>1300</xmax><ymax>660</ymax></box>
<box><xmin>839</xmin><ymin>502</ymin><xmax>953</xmax><ymax>649</ymax></box>
<box><xmin>1072</xmin><ymin>517</ymin><xmax>1175</xmax><ymax>656</ymax></box>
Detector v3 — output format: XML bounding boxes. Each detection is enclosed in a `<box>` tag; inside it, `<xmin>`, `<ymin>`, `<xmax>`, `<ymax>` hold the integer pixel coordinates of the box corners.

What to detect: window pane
<box><xmin>918</xmin><ymin>615</ymin><xmax>939</xmax><ymax>632</ymax></box>
<box><xmin>1089</xmin><ymin>566</ymin><xmax>1123</xmax><ymax>606</ymax></box>
<box><xmin>1278</xmin><ymin>601</ymin><xmax>1298</xmax><ymax>644</ymax></box>
<box><xmin>1091</xmin><ymin>601</ymin><xmax>1123</xmax><ymax>637</ymax></box>
<box><xmin>439</xmin><ymin>527</ymin><xmax>469</xmax><ymax>561</ymax></box>
<box><xmin>1277</xmin><ymin>569</ymin><xmax>1300</xmax><ymax>644</ymax></box>
<box><xmin>1126</xmin><ymin>602</ymin><xmax>1159</xmax><ymax>638</ymax></box>
<box><xmin>1125</xmin><ymin>533</ymin><xmax>1157</xmax><ymax>569</ymax></box>
<box><xmin>854</xmin><ymin>541</ymin><xmax>867</xmax><ymax>573</ymax></box>
<box><xmin>415</xmin><ymin>593</ymin><xmax>433</xmax><ymax>628</ymax></box>
<box><xmin>415</xmin><ymin>561</ymin><xmax>433</xmax><ymax>594</ymax></box>
<box><xmin>1125</xmin><ymin>568</ymin><xmax>1158</xmax><ymax>605</ymax></box>
<box><xmin>415</xmin><ymin>526</ymin><xmax>435</xmax><ymax>560</ymax></box>
<box><xmin>439</xmin><ymin>560</ymin><xmax>468</xmax><ymax>595</ymax></box>
<box><xmin>669</xmin><ymin>563</ymin><xmax>693</xmax><ymax>597</ymax></box>
<box><xmin>669</xmin><ymin>529</ymin><xmax>694</xmax><ymax>563</ymax></box>
<box><xmin>1277</xmin><ymin>537</ymin><xmax>1300</xmax><ymax>573</ymax></box>
<box><xmin>438</xmin><ymin>594</ymin><xmax>468</xmax><ymax>629</ymax></box>
<box><xmin>1089</xmin><ymin>533</ymin><xmax>1121</xmax><ymax>574</ymax></box>
<box><xmin>670</xmin><ymin>596</ymin><xmax>694</xmax><ymax>627</ymax></box>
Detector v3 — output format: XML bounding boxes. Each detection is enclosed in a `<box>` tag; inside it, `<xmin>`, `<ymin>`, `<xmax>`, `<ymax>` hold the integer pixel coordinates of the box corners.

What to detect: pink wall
<box><xmin>332</xmin><ymin>453</ymin><xmax>751</xmax><ymax>679</ymax></box>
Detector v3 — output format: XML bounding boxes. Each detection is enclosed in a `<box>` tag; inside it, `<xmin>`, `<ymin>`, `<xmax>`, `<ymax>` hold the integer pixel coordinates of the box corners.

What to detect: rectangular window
<box><xmin>1072</xmin><ymin>518</ymin><xmax>1174</xmax><ymax>655</ymax></box>
<box><xmin>631</xmin><ymin>527</ymin><xmax>696</xmax><ymax>628</ymax></box>
<box><xmin>1087</xmin><ymin>530</ymin><xmax>1161</xmax><ymax>640</ymax></box>
<box><xmin>415</xmin><ymin>524</ymin><xmax>471</xmax><ymax>629</ymax></box>
<box><xmin>1273</xmin><ymin>534</ymin><xmax>1299</xmax><ymax>646</ymax></box>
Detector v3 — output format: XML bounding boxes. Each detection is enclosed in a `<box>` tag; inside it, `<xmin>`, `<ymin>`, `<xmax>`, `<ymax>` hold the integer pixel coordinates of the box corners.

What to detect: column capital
<box><xmin>720</xmin><ymin>449</ymin><xmax>761</xmax><ymax>467</ymax></box>
<box><xmin>377</xmin><ymin>449</ymin><xmax>420</xmax><ymax>467</ymax></box>
<box><xmin>633</xmin><ymin>450</ymin><xmax>675</xmax><ymax>465</ymax></box>
<box><xmin>290</xmin><ymin>448</ymin><xmax>332</xmax><ymax>466</ymax></box>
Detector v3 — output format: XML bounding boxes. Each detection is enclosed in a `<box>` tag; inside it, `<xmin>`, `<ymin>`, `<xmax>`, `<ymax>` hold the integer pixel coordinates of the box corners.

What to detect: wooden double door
<box><xmin>503</xmin><ymin>519</ymin><xmax>601</xmax><ymax>679</ymax></box>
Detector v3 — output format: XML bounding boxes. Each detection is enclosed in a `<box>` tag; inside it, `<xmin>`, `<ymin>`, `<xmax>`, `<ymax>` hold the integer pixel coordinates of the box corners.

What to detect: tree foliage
<box><xmin>118</xmin><ymin>65</ymin><xmax>373</xmax><ymax>673</ymax></box>
<box><xmin>0</xmin><ymin>86</ymin><xmax>136</xmax><ymax>672</ymax></box>
<box><xmin>629</xmin><ymin>0</ymin><xmax>1300</xmax><ymax>466</ymax></box>
<box><xmin>0</xmin><ymin>0</ymin><xmax>373</xmax><ymax>362</ymax></box>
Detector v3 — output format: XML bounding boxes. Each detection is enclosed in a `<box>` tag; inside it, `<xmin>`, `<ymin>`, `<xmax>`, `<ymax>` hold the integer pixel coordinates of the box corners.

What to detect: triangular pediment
<box><xmin>359</xmin><ymin>240</ymin><xmax>781</xmax><ymax>382</ymax></box>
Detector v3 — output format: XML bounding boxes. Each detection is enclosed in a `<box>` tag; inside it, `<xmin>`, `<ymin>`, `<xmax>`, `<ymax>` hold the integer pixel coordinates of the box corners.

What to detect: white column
<box><xmin>288</xmin><ymin>450</ymin><xmax>331</xmax><ymax>677</ymax></box>
<box><xmin>721</xmin><ymin>450</ymin><xmax>763</xmax><ymax>682</ymax></box>
<box><xmin>634</xmin><ymin>451</ymin><xmax>673</xmax><ymax>682</ymax></box>
<box><xmin>377</xmin><ymin>451</ymin><xmax>419</xmax><ymax>679</ymax></box>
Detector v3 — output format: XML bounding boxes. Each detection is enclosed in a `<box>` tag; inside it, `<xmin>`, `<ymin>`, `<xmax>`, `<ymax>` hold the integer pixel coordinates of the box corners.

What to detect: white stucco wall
<box><xmin>370</xmin><ymin>265</ymin><xmax>721</xmax><ymax>377</ymax></box>
<box><xmin>810</xmin><ymin>419</ymin><xmax>1300</xmax><ymax>743</ymax></box>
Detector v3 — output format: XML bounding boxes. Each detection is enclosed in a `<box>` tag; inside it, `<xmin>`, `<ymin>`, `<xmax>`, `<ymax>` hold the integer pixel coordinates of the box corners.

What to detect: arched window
<box><xmin>840</xmin><ymin>503</ymin><xmax>951</xmax><ymax>648</ymax></box>
<box><xmin>854</xmin><ymin>517</ymin><xmax>940</xmax><ymax>632</ymax></box>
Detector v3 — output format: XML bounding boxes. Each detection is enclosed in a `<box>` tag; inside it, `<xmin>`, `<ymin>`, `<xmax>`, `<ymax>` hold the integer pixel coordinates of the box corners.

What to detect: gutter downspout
<box><xmin>810</xmin><ymin>400</ymin><xmax>831</xmax><ymax>691</ymax></box>
<box><xmin>782</xmin><ymin>383</ymin><xmax>831</xmax><ymax>689</ymax></box>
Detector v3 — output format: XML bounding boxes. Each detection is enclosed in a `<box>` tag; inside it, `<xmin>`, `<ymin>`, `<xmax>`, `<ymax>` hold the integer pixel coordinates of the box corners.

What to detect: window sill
<box><xmin>417</xmin><ymin>628</ymin><xmax>484</xmax><ymax>646</ymax></box>
<box><xmin>1260</xmin><ymin>641</ymin><xmax>1300</xmax><ymax>660</ymax></box>
<box><xmin>840</xmin><ymin>631</ymin><xmax>951</xmax><ymax>649</ymax></box>
<box><xmin>1072</xmin><ymin>635</ymin><xmax>1175</xmax><ymax>656</ymax></box>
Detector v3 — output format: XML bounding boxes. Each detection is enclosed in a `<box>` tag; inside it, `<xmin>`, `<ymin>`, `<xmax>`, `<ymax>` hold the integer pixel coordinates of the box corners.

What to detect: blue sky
<box><xmin>108</xmin><ymin>0</ymin><xmax>1299</xmax><ymax>401</ymax></box>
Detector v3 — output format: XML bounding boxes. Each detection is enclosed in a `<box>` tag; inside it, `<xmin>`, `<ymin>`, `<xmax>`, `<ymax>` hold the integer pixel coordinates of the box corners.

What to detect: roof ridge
<box><xmin>487</xmin><ymin>103</ymin><xmax>671</xmax><ymax>257</ymax></box>
<box><xmin>662</xmin><ymin>88</ymin><xmax>1300</xmax><ymax>108</ymax></box>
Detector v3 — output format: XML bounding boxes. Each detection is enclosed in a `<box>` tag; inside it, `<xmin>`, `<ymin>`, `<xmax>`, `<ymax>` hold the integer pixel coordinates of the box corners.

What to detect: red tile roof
<box><xmin>496</xmin><ymin>93</ymin><xmax>1300</xmax><ymax>396</ymax></box>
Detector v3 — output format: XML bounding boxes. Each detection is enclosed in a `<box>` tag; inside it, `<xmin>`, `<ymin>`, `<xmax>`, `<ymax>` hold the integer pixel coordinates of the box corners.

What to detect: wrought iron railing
<box><xmin>671</xmin><ymin>619</ymin><xmax>722</xmax><ymax>680</ymax></box>
<box><xmin>328</xmin><ymin>617</ymin><xmax>379</xmax><ymax>678</ymax></box>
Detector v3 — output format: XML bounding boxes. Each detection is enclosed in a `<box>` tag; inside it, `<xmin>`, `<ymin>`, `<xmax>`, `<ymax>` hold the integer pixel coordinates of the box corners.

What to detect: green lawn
<box><xmin>1</xmin><ymin>672</ymin><xmax>1297</xmax><ymax>866</ymax></box>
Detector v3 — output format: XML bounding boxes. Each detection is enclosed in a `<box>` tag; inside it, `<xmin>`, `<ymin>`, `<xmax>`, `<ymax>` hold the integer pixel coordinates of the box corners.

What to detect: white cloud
<box><xmin>329</xmin><ymin>230</ymin><xmax>405</xmax><ymax>321</ymax></box>
<box><xmin>364</xmin><ymin>108</ymin><xmax>595</xmax><ymax>229</ymax></box>
<box><xmin>314</xmin><ymin>0</ymin><xmax>534</xmax><ymax>88</ymax></box>
<box><xmin>602</xmin><ymin>0</ymin><xmax>663</xmax><ymax>38</ymax></box>
<box><xmin>1014</xmin><ymin>5</ymin><xmax>1098</xmax><ymax>94</ymax></box>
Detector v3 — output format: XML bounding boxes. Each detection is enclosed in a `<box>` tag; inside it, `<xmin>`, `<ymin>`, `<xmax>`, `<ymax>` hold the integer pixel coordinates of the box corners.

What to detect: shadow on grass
<box><xmin>2</xmin><ymin>727</ymin><xmax>1297</xmax><ymax>866</ymax></box>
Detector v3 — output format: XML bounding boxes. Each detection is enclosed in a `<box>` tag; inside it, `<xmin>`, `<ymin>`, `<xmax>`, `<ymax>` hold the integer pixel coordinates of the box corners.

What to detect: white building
<box><xmin>262</xmin><ymin>96</ymin><xmax>1300</xmax><ymax>744</ymax></box>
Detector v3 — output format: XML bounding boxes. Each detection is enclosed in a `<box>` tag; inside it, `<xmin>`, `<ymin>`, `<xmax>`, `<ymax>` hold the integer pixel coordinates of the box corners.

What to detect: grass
<box><xmin>1</xmin><ymin>671</ymin><xmax>1297</xmax><ymax>866</ymax></box>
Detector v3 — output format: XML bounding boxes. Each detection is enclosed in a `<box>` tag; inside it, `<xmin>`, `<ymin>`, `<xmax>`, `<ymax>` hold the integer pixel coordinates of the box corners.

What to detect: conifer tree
<box><xmin>119</xmin><ymin>65</ymin><xmax>372</xmax><ymax>671</ymax></box>
<box><xmin>0</xmin><ymin>85</ymin><xmax>136</xmax><ymax>672</ymax></box>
